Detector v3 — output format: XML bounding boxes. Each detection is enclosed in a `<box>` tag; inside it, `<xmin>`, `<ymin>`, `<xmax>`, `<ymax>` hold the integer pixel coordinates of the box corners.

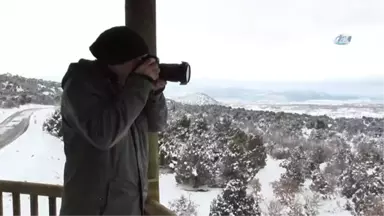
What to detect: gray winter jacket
<box><xmin>59</xmin><ymin>59</ymin><xmax>167</xmax><ymax>215</ymax></box>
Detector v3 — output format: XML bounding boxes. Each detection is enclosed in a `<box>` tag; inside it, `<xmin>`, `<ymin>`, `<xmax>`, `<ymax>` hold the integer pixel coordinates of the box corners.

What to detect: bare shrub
<box><xmin>361</xmin><ymin>196</ymin><xmax>384</xmax><ymax>216</ymax></box>
<box><xmin>265</xmin><ymin>200</ymin><xmax>284</xmax><ymax>216</ymax></box>
<box><xmin>288</xmin><ymin>198</ymin><xmax>304</xmax><ymax>216</ymax></box>
<box><xmin>272</xmin><ymin>177</ymin><xmax>300</xmax><ymax>205</ymax></box>
<box><xmin>304</xmin><ymin>192</ymin><xmax>321</xmax><ymax>216</ymax></box>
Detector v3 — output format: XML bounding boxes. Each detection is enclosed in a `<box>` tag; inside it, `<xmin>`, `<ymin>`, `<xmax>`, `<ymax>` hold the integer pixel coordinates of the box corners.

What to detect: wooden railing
<box><xmin>0</xmin><ymin>180</ymin><xmax>62</xmax><ymax>216</ymax></box>
<box><xmin>0</xmin><ymin>180</ymin><xmax>175</xmax><ymax>216</ymax></box>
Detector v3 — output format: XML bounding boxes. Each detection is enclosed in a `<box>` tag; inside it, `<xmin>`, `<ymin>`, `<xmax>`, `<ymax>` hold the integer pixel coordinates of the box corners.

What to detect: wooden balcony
<box><xmin>0</xmin><ymin>180</ymin><xmax>175</xmax><ymax>216</ymax></box>
<box><xmin>0</xmin><ymin>180</ymin><xmax>61</xmax><ymax>216</ymax></box>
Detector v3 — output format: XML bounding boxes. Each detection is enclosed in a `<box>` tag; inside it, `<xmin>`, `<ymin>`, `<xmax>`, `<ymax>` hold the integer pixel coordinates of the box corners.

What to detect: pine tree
<box><xmin>174</xmin><ymin>117</ymin><xmax>218</xmax><ymax>187</ymax></box>
<box><xmin>221</xmin><ymin>129</ymin><xmax>266</xmax><ymax>185</ymax></box>
<box><xmin>221</xmin><ymin>129</ymin><xmax>248</xmax><ymax>183</ymax></box>
<box><xmin>246</xmin><ymin>134</ymin><xmax>267</xmax><ymax>176</ymax></box>
<box><xmin>310</xmin><ymin>168</ymin><xmax>333</xmax><ymax>199</ymax></box>
<box><xmin>338</xmin><ymin>140</ymin><xmax>384</xmax><ymax>215</ymax></box>
<box><xmin>168</xmin><ymin>195</ymin><xmax>199</xmax><ymax>216</ymax></box>
<box><xmin>42</xmin><ymin>108</ymin><xmax>62</xmax><ymax>139</ymax></box>
<box><xmin>272</xmin><ymin>146</ymin><xmax>308</xmax><ymax>205</ymax></box>
<box><xmin>159</xmin><ymin>114</ymin><xmax>191</xmax><ymax>168</ymax></box>
<box><xmin>209</xmin><ymin>179</ymin><xmax>261</xmax><ymax>216</ymax></box>
<box><xmin>324</xmin><ymin>146</ymin><xmax>354</xmax><ymax>176</ymax></box>
<box><xmin>280</xmin><ymin>146</ymin><xmax>307</xmax><ymax>186</ymax></box>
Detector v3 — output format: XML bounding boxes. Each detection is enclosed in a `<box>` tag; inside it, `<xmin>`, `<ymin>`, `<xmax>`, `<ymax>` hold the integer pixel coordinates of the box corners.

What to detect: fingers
<box><xmin>142</xmin><ymin>57</ymin><xmax>157</xmax><ymax>66</ymax></box>
<box><xmin>149</xmin><ymin>64</ymin><xmax>160</xmax><ymax>80</ymax></box>
<box><xmin>134</xmin><ymin>58</ymin><xmax>160</xmax><ymax>80</ymax></box>
<box><xmin>135</xmin><ymin>58</ymin><xmax>155</xmax><ymax>72</ymax></box>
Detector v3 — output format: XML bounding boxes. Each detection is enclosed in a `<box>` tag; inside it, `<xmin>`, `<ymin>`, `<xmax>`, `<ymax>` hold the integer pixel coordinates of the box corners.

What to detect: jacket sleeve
<box><xmin>144</xmin><ymin>92</ymin><xmax>168</xmax><ymax>132</ymax></box>
<box><xmin>62</xmin><ymin>74</ymin><xmax>153</xmax><ymax>151</ymax></box>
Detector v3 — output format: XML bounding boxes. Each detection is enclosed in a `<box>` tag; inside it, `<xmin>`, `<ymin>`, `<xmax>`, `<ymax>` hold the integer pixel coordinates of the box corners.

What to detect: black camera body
<box><xmin>142</xmin><ymin>55</ymin><xmax>191</xmax><ymax>85</ymax></box>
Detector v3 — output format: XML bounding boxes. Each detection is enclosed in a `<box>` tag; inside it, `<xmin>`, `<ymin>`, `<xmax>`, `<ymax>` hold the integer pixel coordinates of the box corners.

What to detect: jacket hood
<box><xmin>61</xmin><ymin>59</ymin><xmax>95</xmax><ymax>89</ymax></box>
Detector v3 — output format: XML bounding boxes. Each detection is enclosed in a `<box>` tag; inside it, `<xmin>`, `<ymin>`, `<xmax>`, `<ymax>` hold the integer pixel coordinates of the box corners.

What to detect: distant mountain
<box><xmin>197</xmin><ymin>87</ymin><xmax>384</xmax><ymax>104</ymax></box>
<box><xmin>0</xmin><ymin>73</ymin><xmax>61</xmax><ymax>108</ymax></box>
<box><xmin>165</xmin><ymin>78</ymin><xmax>384</xmax><ymax>103</ymax></box>
<box><xmin>173</xmin><ymin>93</ymin><xmax>220</xmax><ymax>105</ymax></box>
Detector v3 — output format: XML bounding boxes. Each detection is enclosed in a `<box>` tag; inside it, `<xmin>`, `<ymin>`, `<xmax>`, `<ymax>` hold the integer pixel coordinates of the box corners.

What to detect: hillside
<box><xmin>44</xmin><ymin>100</ymin><xmax>384</xmax><ymax>216</ymax></box>
<box><xmin>174</xmin><ymin>92</ymin><xmax>220</xmax><ymax>105</ymax></box>
<box><xmin>0</xmin><ymin>73</ymin><xmax>61</xmax><ymax>108</ymax></box>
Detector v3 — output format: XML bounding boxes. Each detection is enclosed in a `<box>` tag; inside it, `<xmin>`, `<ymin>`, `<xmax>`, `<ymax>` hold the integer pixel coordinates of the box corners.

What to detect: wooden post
<box><xmin>125</xmin><ymin>0</ymin><xmax>160</xmax><ymax>202</ymax></box>
<box><xmin>125</xmin><ymin>3</ymin><xmax>176</xmax><ymax>215</ymax></box>
<box><xmin>125</xmin><ymin>0</ymin><xmax>157</xmax><ymax>54</ymax></box>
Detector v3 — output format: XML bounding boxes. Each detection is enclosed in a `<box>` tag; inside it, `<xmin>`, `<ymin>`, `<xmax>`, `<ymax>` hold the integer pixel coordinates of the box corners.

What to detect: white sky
<box><xmin>0</xmin><ymin>0</ymin><xmax>384</xmax><ymax>82</ymax></box>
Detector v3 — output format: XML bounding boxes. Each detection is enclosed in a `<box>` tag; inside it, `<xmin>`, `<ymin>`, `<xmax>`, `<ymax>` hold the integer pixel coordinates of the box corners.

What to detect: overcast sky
<box><xmin>0</xmin><ymin>0</ymin><xmax>384</xmax><ymax>82</ymax></box>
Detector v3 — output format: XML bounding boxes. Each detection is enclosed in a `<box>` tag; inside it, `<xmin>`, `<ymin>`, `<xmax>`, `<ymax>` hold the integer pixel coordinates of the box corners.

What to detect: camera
<box><xmin>142</xmin><ymin>55</ymin><xmax>191</xmax><ymax>85</ymax></box>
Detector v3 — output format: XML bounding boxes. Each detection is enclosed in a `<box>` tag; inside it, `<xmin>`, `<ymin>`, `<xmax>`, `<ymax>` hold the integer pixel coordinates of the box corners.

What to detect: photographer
<box><xmin>59</xmin><ymin>26</ymin><xmax>168</xmax><ymax>215</ymax></box>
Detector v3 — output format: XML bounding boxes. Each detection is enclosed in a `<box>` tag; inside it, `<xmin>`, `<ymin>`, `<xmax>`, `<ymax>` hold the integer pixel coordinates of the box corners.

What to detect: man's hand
<box><xmin>153</xmin><ymin>79</ymin><xmax>167</xmax><ymax>92</ymax></box>
<box><xmin>154</xmin><ymin>79</ymin><xmax>166</xmax><ymax>91</ymax></box>
<box><xmin>134</xmin><ymin>58</ymin><xmax>160</xmax><ymax>81</ymax></box>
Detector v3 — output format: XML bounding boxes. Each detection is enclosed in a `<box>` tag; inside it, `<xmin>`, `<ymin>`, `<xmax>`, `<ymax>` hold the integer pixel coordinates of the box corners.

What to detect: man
<box><xmin>59</xmin><ymin>26</ymin><xmax>168</xmax><ymax>215</ymax></box>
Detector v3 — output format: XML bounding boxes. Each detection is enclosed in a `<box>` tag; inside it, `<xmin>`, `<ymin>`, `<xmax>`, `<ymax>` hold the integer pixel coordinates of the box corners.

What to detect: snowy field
<box><xmin>229</xmin><ymin>102</ymin><xmax>384</xmax><ymax>118</ymax></box>
<box><xmin>0</xmin><ymin>106</ymin><xmax>360</xmax><ymax>215</ymax></box>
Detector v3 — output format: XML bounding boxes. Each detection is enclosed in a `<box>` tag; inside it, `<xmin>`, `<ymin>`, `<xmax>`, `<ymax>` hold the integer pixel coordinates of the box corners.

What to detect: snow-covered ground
<box><xmin>0</xmin><ymin>107</ymin><xmax>221</xmax><ymax>215</ymax></box>
<box><xmin>0</xmin><ymin>104</ymin><xmax>55</xmax><ymax>123</ymax></box>
<box><xmin>0</xmin><ymin>108</ymin><xmax>17</xmax><ymax>123</ymax></box>
<box><xmin>0</xmin><ymin>106</ymin><xmax>356</xmax><ymax>215</ymax></box>
<box><xmin>256</xmin><ymin>156</ymin><xmax>285</xmax><ymax>203</ymax></box>
<box><xmin>255</xmin><ymin>156</ymin><xmax>352</xmax><ymax>216</ymax></box>
<box><xmin>160</xmin><ymin>174</ymin><xmax>221</xmax><ymax>215</ymax></box>
<box><xmin>0</xmin><ymin>108</ymin><xmax>64</xmax><ymax>215</ymax></box>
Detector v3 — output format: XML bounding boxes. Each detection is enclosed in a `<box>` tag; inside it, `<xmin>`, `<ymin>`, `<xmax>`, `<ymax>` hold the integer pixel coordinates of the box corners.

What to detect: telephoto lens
<box><xmin>141</xmin><ymin>55</ymin><xmax>191</xmax><ymax>85</ymax></box>
<box><xmin>159</xmin><ymin>62</ymin><xmax>191</xmax><ymax>85</ymax></box>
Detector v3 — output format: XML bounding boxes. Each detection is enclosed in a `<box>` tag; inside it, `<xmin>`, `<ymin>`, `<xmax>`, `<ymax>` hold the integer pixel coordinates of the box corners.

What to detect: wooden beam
<box><xmin>125</xmin><ymin>0</ymin><xmax>160</xmax><ymax>202</ymax></box>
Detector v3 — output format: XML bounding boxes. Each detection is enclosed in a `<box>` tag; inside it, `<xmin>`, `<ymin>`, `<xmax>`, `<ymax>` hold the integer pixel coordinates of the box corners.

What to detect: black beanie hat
<box><xmin>89</xmin><ymin>26</ymin><xmax>149</xmax><ymax>65</ymax></box>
